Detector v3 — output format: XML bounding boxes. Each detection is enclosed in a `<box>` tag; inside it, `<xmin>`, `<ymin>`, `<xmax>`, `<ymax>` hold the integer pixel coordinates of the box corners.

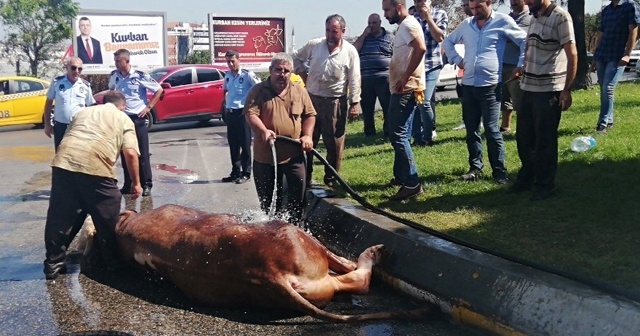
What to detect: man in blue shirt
<box><xmin>223</xmin><ymin>50</ymin><xmax>260</xmax><ymax>184</ymax></box>
<box><xmin>443</xmin><ymin>0</ymin><xmax>525</xmax><ymax>184</ymax></box>
<box><xmin>44</xmin><ymin>56</ymin><xmax>95</xmax><ymax>151</ymax></box>
<box><xmin>592</xmin><ymin>0</ymin><xmax>640</xmax><ymax>133</ymax></box>
<box><xmin>412</xmin><ymin>0</ymin><xmax>447</xmax><ymax>147</ymax></box>
<box><xmin>109</xmin><ymin>48</ymin><xmax>163</xmax><ymax>197</ymax></box>
<box><xmin>353</xmin><ymin>13</ymin><xmax>393</xmax><ymax>137</ymax></box>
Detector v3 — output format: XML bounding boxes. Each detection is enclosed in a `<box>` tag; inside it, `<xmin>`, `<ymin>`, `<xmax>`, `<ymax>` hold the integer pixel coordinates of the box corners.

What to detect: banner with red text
<box><xmin>208</xmin><ymin>15</ymin><xmax>286</xmax><ymax>71</ymax></box>
<box><xmin>70</xmin><ymin>10</ymin><xmax>167</xmax><ymax>74</ymax></box>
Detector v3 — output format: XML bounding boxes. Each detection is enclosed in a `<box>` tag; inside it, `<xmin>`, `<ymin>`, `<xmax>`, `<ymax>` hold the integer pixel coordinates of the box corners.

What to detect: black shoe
<box><xmin>44</xmin><ymin>261</ymin><xmax>67</xmax><ymax>280</ymax></box>
<box><xmin>142</xmin><ymin>186</ymin><xmax>152</xmax><ymax>196</ymax></box>
<box><xmin>120</xmin><ymin>186</ymin><xmax>133</xmax><ymax>194</ymax></box>
<box><xmin>414</xmin><ymin>140</ymin><xmax>435</xmax><ymax>147</ymax></box>
<box><xmin>324</xmin><ymin>177</ymin><xmax>337</xmax><ymax>188</ymax></box>
<box><xmin>596</xmin><ymin>124</ymin><xmax>607</xmax><ymax>134</ymax></box>
<box><xmin>494</xmin><ymin>177</ymin><xmax>509</xmax><ymax>185</ymax></box>
<box><xmin>222</xmin><ymin>174</ymin><xmax>240</xmax><ymax>183</ymax></box>
<box><xmin>461</xmin><ymin>169</ymin><xmax>483</xmax><ymax>182</ymax></box>
<box><xmin>607</xmin><ymin>123</ymin><xmax>614</xmax><ymax>129</ymax></box>
<box><xmin>506</xmin><ymin>182</ymin><xmax>532</xmax><ymax>194</ymax></box>
<box><xmin>390</xmin><ymin>184</ymin><xmax>423</xmax><ymax>201</ymax></box>
<box><xmin>388</xmin><ymin>178</ymin><xmax>402</xmax><ymax>187</ymax></box>
<box><xmin>530</xmin><ymin>188</ymin><xmax>556</xmax><ymax>201</ymax></box>
<box><xmin>235</xmin><ymin>175</ymin><xmax>250</xmax><ymax>184</ymax></box>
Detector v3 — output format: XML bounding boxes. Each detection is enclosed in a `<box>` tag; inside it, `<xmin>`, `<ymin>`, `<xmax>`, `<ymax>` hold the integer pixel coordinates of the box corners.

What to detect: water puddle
<box><xmin>0</xmin><ymin>146</ymin><xmax>54</xmax><ymax>163</ymax></box>
<box><xmin>154</xmin><ymin>163</ymin><xmax>199</xmax><ymax>184</ymax></box>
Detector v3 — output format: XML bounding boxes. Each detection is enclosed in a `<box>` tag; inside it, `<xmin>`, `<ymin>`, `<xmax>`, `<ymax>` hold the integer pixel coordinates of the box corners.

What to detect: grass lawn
<box><xmin>312</xmin><ymin>81</ymin><xmax>640</xmax><ymax>294</ymax></box>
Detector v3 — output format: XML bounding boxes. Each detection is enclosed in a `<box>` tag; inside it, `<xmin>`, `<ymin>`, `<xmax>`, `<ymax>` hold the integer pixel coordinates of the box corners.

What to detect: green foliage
<box><xmin>182</xmin><ymin>50</ymin><xmax>211</xmax><ymax>64</ymax></box>
<box><xmin>0</xmin><ymin>0</ymin><xmax>79</xmax><ymax>77</ymax></box>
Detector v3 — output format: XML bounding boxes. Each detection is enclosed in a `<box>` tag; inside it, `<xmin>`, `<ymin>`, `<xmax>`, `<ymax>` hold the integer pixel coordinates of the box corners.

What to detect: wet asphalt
<box><xmin>0</xmin><ymin>121</ymin><xmax>486</xmax><ymax>336</ymax></box>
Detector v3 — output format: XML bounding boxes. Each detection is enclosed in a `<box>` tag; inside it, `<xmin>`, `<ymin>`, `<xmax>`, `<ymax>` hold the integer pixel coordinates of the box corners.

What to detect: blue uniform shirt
<box><xmin>594</xmin><ymin>0</ymin><xmax>640</xmax><ymax>63</ymax></box>
<box><xmin>46</xmin><ymin>75</ymin><xmax>95</xmax><ymax>124</ymax></box>
<box><xmin>223</xmin><ymin>68</ymin><xmax>260</xmax><ymax>109</ymax></box>
<box><xmin>108</xmin><ymin>67</ymin><xmax>161</xmax><ymax>115</ymax></box>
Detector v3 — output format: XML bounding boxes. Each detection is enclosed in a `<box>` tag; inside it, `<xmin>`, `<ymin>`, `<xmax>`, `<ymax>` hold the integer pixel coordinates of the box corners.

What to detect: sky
<box><xmin>77</xmin><ymin>0</ymin><xmax>605</xmax><ymax>48</ymax></box>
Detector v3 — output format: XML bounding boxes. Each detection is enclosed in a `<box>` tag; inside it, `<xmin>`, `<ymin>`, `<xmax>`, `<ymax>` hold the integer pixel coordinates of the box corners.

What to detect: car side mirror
<box><xmin>161</xmin><ymin>83</ymin><xmax>172</xmax><ymax>89</ymax></box>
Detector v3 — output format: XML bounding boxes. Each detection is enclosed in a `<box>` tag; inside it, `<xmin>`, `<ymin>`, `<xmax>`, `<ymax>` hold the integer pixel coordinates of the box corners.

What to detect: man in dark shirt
<box><xmin>592</xmin><ymin>0</ymin><xmax>640</xmax><ymax>133</ymax></box>
<box><xmin>353</xmin><ymin>13</ymin><xmax>393</xmax><ymax>137</ymax></box>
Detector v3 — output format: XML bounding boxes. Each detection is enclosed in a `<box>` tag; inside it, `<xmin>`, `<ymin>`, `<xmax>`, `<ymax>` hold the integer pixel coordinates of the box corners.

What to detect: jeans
<box><xmin>411</xmin><ymin>68</ymin><xmax>440</xmax><ymax>142</ymax></box>
<box><xmin>461</xmin><ymin>84</ymin><xmax>506</xmax><ymax>179</ymax></box>
<box><xmin>361</xmin><ymin>76</ymin><xmax>391</xmax><ymax>136</ymax></box>
<box><xmin>388</xmin><ymin>92</ymin><xmax>419</xmax><ymax>187</ymax></box>
<box><xmin>596</xmin><ymin>60</ymin><xmax>625</xmax><ymax>127</ymax></box>
<box><xmin>515</xmin><ymin>91</ymin><xmax>562</xmax><ymax>192</ymax></box>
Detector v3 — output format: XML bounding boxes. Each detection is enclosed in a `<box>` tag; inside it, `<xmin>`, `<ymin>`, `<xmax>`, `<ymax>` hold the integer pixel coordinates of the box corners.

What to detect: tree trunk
<box><xmin>569</xmin><ymin>0</ymin><xmax>592</xmax><ymax>90</ymax></box>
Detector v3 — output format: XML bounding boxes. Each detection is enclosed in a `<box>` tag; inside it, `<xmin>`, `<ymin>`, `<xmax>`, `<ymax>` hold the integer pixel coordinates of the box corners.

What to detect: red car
<box><xmin>94</xmin><ymin>64</ymin><xmax>227</xmax><ymax>129</ymax></box>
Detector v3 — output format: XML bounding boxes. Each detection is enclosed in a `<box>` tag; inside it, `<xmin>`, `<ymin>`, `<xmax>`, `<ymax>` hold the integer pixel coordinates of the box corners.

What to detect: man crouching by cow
<box><xmin>43</xmin><ymin>90</ymin><xmax>142</xmax><ymax>280</ymax></box>
<box><xmin>109</xmin><ymin>204</ymin><xmax>431</xmax><ymax>322</ymax></box>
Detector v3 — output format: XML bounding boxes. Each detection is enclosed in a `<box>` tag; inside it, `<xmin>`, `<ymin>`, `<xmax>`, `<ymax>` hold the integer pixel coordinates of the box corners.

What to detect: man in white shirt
<box><xmin>382</xmin><ymin>0</ymin><xmax>426</xmax><ymax>201</ymax></box>
<box><xmin>292</xmin><ymin>14</ymin><xmax>361</xmax><ymax>188</ymax></box>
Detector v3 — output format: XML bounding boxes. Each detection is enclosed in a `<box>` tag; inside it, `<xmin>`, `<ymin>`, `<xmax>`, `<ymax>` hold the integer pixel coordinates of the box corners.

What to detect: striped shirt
<box><xmin>593</xmin><ymin>0</ymin><xmax>640</xmax><ymax>63</ymax></box>
<box><xmin>521</xmin><ymin>4</ymin><xmax>575</xmax><ymax>92</ymax></box>
<box><xmin>414</xmin><ymin>8</ymin><xmax>448</xmax><ymax>71</ymax></box>
<box><xmin>358</xmin><ymin>28</ymin><xmax>393</xmax><ymax>79</ymax></box>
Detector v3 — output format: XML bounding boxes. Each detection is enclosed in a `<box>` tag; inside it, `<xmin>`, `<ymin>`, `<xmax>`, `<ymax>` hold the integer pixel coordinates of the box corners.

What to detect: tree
<box><xmin>585</xmin><ymin>12</ymin><xmax>600</xmax><ymax>52</ymax></box>
<box><xmin>0</xmin><ymin>0</ymin><xmax>78</xmax><ymax>77</ymax></box>
<box><xmin>182</xmin><ymin>50</ymin><xmax>212</xmax><ymax>64</ymax></box>
<box><xmin>568</xmin><ymin>0</ymin><xmax>592</xmax><ymax>90</ymax></box>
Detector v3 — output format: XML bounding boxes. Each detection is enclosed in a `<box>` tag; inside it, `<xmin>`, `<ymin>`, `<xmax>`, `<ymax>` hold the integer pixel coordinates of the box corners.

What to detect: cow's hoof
<box><xmin>366</xmin><ymin>244</ymin><xmax>387</xmax><ymax>264</ymax></box>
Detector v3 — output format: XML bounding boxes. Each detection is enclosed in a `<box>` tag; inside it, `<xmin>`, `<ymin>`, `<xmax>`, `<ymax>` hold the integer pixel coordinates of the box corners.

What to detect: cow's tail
<box><xmin>275</xmin><ymin>278</ymin><xmax>436</xmax><ymax>323</ymax></box>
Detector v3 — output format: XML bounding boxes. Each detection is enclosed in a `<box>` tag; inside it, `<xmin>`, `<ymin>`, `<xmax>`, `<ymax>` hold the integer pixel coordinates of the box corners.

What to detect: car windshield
<box><xmin>149</xmin><ymin>69</ymin><xmax>169</xmax><ymax>82</ymax></box>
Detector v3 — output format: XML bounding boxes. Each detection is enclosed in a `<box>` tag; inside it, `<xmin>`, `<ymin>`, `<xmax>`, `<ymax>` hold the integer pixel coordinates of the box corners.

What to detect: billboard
<box><xmin>69</xmin><ymin>10</ymin><xmax>167</xmax><ymax>74</ymax></box>
<box><xmin>208</xmin><ymin>15</ymin><xmax>286</xmax><ymax>70</ymax></box>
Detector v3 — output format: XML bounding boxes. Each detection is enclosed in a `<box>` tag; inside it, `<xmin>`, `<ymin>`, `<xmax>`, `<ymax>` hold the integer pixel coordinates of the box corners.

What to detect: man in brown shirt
<box><xmin>245</xmin><ymin>53</ymin><xmax>316</xmax><ymax>223</ymax></box>
<box><xmin>44</xmin><ymin>91</ymin><xmax>141</xmax><ymax>280</ymax></box>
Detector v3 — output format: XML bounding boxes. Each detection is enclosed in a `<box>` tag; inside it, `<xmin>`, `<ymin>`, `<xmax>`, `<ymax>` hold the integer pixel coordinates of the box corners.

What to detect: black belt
<box><xmin>228</xmin><ymin>108</ymin><xmax>243</xmax><ymax>113</ymax></box>
<box><xmin>53</xmin><ymin>121</ymin><xmax>68</xmax><ymax>125</ymax></box>
<box><xmin>310</xmin><ymin>94</ymin><xmax>345</xmax><ymax>100</ymax></box>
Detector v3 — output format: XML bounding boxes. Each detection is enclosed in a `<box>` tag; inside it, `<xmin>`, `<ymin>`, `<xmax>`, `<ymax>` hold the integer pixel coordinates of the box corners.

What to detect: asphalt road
<box><xmin>0</xmin><ymin>122</ymin><xmax>486</xmax><ymax>336</ymax></box>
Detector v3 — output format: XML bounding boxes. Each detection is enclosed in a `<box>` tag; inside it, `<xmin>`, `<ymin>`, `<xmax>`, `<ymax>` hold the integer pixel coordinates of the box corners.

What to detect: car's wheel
<box><xmin>33</xmin><ymin>113</ymin><xmax>45</xmax><ymax>129</ymax></box>
<box><xmin>144</xmin><ymin>111</ymin><xmax>155</xmax><ymax>131</ymax></box>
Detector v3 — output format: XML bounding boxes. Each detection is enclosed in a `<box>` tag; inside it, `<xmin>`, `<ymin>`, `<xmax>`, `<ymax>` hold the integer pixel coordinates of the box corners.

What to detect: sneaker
<box><xmin>453</xmin><ymin>122</ymin><xmax>466</xmax><ymax>131</ymax></box>
<box><xmin>596</xmin><ymin>124</ymin><xmax>607</xmax><ymax>134</ymax></box>
<box><xmin>235</xmin><ymin>175</ymin><xmax>250</xmax><ymax>184</ymax></box>
<box><xmin>390</xmin><ymin>184</ymin><xmax>423</xmax><ymax>201</ymax></box>
<box><xmin>506</xmin><ymin>182</ymin><xmax>532</xmax><ymax>194</ymax></box>
<box><xmin>222</xmin><ymin>174</ymin><xmax>240</xmax><ymax>183</ymax></box>
<box><xmin>530</xmin><ymin>188</ymin><xmax>556</xmax><ymax>201</ymax></box>
<box><xmin>432</xmin><ymin>130</ymin><xmax>438</xmax><ymax>140</ymax></box>
<box><xmin>606</xmin><ymin>123</ymin><xmax>614</xmax><ymax>129</ymax></box>
<box><xmin>324</xmin><ymin>177</ymin><xmax>337</xmax><ymax>188</ymax></box>
<box><xmin>461</xmin><ymin>169</ymin><xmax>483</xmax><ymax>182</ymax></box>
<box><xmin>414</xmin><ymin>139</ymin><xmax>435</xmax><ymax>147</ymax></box>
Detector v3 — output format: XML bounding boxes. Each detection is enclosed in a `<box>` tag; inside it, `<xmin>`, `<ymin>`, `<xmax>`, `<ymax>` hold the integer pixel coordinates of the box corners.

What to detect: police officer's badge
<box><xmin>239</xmin><ymin>78</ymin><xmax>244</xmax><ymax>84</ymax></box>
<box><xmin>58</xmin><ymin>84</ymin><xmax>64</xmax><ymax>91</ymax></box>
<box><xmin>115</xmin><ymin>77</ymin><xmax>120</xmax><ymax>84</ymax></box>
<box><xmin>79</xmin><ymin>86</ymin><xmax>85</xmax><ymax>94</ymax></box>
<box><xmin>131</xmin><ymin>78</ymin><xmax>138</xmax><ymax>85</ymax></box>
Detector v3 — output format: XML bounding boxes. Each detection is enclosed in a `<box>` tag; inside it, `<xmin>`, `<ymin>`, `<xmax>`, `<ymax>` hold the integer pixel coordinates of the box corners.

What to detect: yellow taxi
<box><xmin>0</xmin><ymin>76</ymin><xmax>50</xmax><ymax>127</ymax></box>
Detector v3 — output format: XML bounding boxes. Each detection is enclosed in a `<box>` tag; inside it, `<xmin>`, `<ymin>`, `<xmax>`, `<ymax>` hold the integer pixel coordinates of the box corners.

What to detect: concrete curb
<box><xmin>304</xmin><ymin>189</ymin><xmax>640</xmax><ymax>336</ymax></box>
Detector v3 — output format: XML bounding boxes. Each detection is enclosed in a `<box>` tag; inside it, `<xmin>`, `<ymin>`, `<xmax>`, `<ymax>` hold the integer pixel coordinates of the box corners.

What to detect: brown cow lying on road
<box><xmin>82</xmin><ymin>204</ymin><xmax>431</xmax><ymax>322</ymax></box>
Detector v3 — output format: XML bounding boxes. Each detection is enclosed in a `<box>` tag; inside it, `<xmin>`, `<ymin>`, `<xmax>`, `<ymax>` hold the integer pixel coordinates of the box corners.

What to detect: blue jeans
<box><xmin>461</xmin><ymin>84</ymin><xmax>507</xmax><ymax>179</ymax></box>
<box><xmin>388</xmin><ymin>92</ymin><xmax>419</xmax><ymax>187</ymax></box>
<box><xmin>411</xmin><ymin>68</ymin><xmax>441</xmax><ymax>142</ymax></box>
<box><xmin>596</xmin><ymin>60</ymin><xmax>625</xmax><ymax>127</ymax></box>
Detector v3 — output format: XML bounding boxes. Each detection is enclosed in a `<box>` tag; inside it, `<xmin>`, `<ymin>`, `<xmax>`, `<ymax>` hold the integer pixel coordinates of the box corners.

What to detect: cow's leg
<box><xmin>326</xmin><ymin>249</ymin><xmax>357</xmax><ymax>274</ymax></box>
<box><xmin>329</xmin><ymin>244</ymin><xmax>385</xmax><ymax>295</ymax></box>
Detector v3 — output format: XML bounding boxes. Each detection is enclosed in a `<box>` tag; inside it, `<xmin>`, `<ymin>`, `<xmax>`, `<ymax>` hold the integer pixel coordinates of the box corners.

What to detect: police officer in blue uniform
<box><xmin>222</xmin><ymin>50</ymin><xmax>260</xmax><ymax>184</ymax></box>
<box><xmin>44</xmin><ymin>56</ymin><xmax>95</xmax><ymax>150</ymax></box>
<box><xmin>109</xmin><ymin>48</ymin><xmax>163</xmax><ymax>196</ymax></box>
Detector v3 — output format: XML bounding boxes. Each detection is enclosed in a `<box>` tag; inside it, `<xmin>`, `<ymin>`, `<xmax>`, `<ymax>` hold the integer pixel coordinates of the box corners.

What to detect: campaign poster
<box><xmin>70</xmin><ymin>10</ymin><xmax>167</xmax><ymax>74</ymax></box>
<box><xmin>208</xmin><ymin>15</ymin><xmax>286</xmax><ymax>70</ymax></box>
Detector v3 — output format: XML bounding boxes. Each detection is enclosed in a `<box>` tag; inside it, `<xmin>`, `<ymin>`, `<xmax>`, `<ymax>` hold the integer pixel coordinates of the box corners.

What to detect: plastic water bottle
<box><xmin>570</xmin><ymin>136</ymin><xmax>596</xmax><ymax>152</ymax></box>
